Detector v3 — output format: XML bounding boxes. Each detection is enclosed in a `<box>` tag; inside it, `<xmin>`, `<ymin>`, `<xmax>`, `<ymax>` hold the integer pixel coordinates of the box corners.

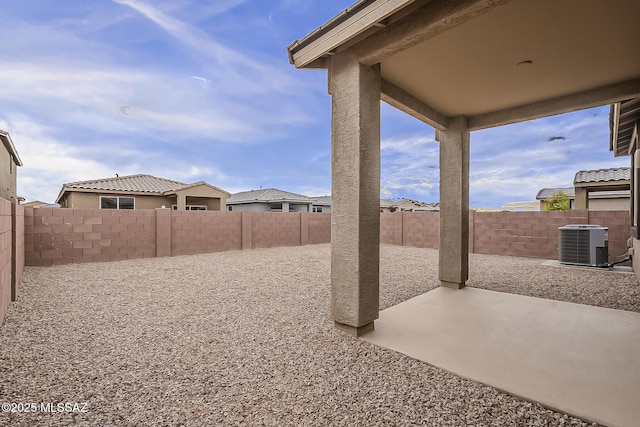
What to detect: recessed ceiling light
<box><xmin>516</xmin><ymin>60</ymin><xmax>533</xmax><ymax>67</ymax></box>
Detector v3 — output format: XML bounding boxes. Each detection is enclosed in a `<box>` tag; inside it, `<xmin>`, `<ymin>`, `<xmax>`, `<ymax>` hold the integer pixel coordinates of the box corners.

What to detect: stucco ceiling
<box><xmin>289</xmin><ymin>0</ymin><xmax>640</xmax><ymax>130</ymax></box>
<box><xmin>380</xmin><ymin>0</ymin><xmax>640</xmax><ymax>118</ymax></box>
<box><xmin>382</xmin><ymin>0</ymin><xmax>640</xmax><ymax>116</ymax></box>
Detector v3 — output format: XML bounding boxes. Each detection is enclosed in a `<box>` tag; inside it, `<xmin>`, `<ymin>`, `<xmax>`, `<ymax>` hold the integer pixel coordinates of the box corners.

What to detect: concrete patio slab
<box><xmin>362</xmin><ymin>287</ymin><xmax>640</xmax><ymax>427</ymax></box>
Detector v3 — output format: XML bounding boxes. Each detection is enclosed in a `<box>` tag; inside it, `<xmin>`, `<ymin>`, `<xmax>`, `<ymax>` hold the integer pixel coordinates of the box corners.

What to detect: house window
<box><xmin>100</xmin><ymin>196</ymin><xmax>135</xmax><ymax>209</ymax></box>
<box><xmin>228</xmin><ymin>206</ymin><xmax>233</xmax><ymax>211</ymax></box>
<box><xmin>171</xmin><ymin>204</ymin><xmax>207</xmax><ymax>210</ymax></box>
<box><xmin>313</xmin><ymin>207</ymin><xmax>323</xmax><ymax>213</ymax></box>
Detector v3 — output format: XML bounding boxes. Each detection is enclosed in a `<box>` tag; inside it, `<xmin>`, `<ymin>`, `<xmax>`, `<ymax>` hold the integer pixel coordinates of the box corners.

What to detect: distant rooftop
<box><xmin>56</xmin><ymin>174</ymin><xmax>230</xmax><ymax>204</ymax></box>
<box><xmin>227</xmin><ymin>188</ymin><xmax>313</xmax><ymax>204</ymax></box>
<box><xmin>63</xmin><ymin>174</ymin><xmax>189</xmax><ymax>194</ymax></box>
<box><xmin>574</xmin><ymin>167</ymin><xmax>630</xmax><ymax>184</ymax></box>
<box><xmin>536</xmin><ymin>188</ymin><xmax>575</xmax><ymax>200</ymax></box>
<box><xmin>0</xmin><ymin>129</ymin><xmax>23</xmax><ymax>166</ymax></box>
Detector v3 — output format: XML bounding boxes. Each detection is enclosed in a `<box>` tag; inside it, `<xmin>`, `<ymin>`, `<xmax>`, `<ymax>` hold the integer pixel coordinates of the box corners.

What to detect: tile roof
<box><xmin>400</xmin><ymin>198</ymin><xmax>439</xmax><ymax>209</ymax></box>
<box><xmin>56</xmin><ymin>174</ymin><xmax>230</xmax><ymax>204</ymax></box>
<box><xmin>574</xmin><ymin>167</ymin><xmax>630</xmax><ymax>184</ymax></box>
<box><xmin>535</xmin><ymin>187</ymin><xmax>575</xmax><ymax>200</ymax></box>
<box><xmin>227</xmin><ymin>188</ymin><xmax>313</xmax><ymax>204</ymax></box>
<box><xmin>63</xmin><ymin>174</ymin><xmax>188</xmax><ymax>194</ymax></box>
<box><xmin>312</xmin><ymin>195</ymin><xmax>332</xmax><ymax>205</ymax></box>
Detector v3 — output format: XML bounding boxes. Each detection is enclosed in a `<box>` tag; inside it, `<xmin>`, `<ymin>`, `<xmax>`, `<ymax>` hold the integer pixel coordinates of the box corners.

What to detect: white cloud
<box><xmin>377</xmin><ymin>106</ymin><xmax>626</xmax><ymax>207</ymax></box>
<box><xmin>112</xmin><ymin>0</ymin><xmax>300</xmax><ymax>97</ymax></box>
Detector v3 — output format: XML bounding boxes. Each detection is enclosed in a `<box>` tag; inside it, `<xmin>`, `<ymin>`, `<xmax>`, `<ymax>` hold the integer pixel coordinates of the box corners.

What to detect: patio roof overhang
<box><xmin>0</xmin><ymin>129</ymin><xmax>23</xmax><ymax>167</ymax></box>
<box><xmin>288</xmin><ymin>0</ymin><xmax>640</xmax><ymax>332</ymax></box>
<box><xmin>288</xmin><ymin>0</ymin><xmax>640</xmax><ymax>131</ymax></box>
<box><xmin>611</xmin><ymin>98</ymin><xmax>640</xmax><ymax>157</ymax></box>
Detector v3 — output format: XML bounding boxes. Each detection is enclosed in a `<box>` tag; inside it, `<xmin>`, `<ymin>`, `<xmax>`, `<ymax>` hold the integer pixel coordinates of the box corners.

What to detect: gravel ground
<box><xmin>1</xmin><ymin>244</ymin><xmax>637</xmax><ymax>426</ymax></box>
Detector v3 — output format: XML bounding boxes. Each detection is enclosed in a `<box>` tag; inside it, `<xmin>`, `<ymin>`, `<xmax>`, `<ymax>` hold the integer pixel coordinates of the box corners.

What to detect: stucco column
<box><xmin>177</xmin><ymin>194</ymin><xmax>187</xmax><ymax>210</ymax></box>
<box><xmin>574</xmin><ymin>187</ymin><xmax>588</xmax><ymax>210</ymax></box>
<box><xmin>438</xmin><ymin>116</ymin><xmax>470</xmax><ymax>289</ymax></box>
<box><xmin>282</xmin><ymin>202</ymin><xmax>290</xmax><ymax>213</ymax></box>
<box><xmin>329</xmin><ymin>51</ymin><xmax>380</xmax><ymax>336</ymax></box>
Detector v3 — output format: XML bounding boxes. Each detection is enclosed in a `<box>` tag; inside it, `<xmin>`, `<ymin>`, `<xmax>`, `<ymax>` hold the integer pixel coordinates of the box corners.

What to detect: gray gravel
<box><xmin>1</xmin><ymin>243</ymin><xmax>636</xmax><ymax>426</ymax></box>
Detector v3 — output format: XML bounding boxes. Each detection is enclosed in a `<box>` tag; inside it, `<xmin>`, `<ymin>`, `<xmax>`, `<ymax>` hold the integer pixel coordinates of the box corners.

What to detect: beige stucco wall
<box><xmin>0</xmin><ymin>146</ymin><xmax>17</xmax><ymax>200</ymax></box>
<box><xmin>540</xmin><ymin>197</ymin><xmax>629</xmax><ymax>211</ymax></box>
<box><xmin>61</xmin><ymin>192</ymin><xmax>175</xmax><ymax>209</ymax></box>
<box><xmin>60</xmin><ymin>184</ymin><xmax>229</xmax><ymax>211</ymax></box>
<box><xmin>588</xmin><ymin>198</ymin><xmax>630</xmax><ymax>211</ymax></box>
<box><xmin>227</xmin><ymin>203</ymin><xmax>271</xmax><ymax>212</ymax></box>
<box><xmin>173</xmin><ymin>185</ymin><xmax>228</xmax><ymax>211</ymax></box>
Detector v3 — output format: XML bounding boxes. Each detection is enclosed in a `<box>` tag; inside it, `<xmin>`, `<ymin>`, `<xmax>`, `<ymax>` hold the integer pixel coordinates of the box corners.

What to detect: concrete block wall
<box><xmin>171</xmin><ymin>211</ymin><xmax>242</xmax><ymax>256</ymax></box>
<box><xmin>251</xmin><ymin>212</ymin><xmax>301</xmax><ymax>249</ymax></box>
<box><xmin>385</xmin><ymin>210</ymin><xmax>630</xmax><ymax>262</ymax></box>
<box><xmin>11</xmin><ymin>201</ymin><xmax>24</xmax><ymax>301</ymax></box>
<box><xmin>0</xmin><ymin>199</ymin><xmax>12</xmax><ymax>324</ymax></box>
<box><xmin>308</xmin><ymin>213</ymin><xmax>331</xmax><ymax>244</ymax></box>
<box><xmin>24</xmin><ymin>210</ymin><xmax>330</xmax><ymax>265</ymax></box>
<box><xmin>25</xmin><ymin>208</ymin><xmax>156</xmax><ymax>266</ymax></box>
<box><xmin>22</xmin><ymin>209</ymin><xmax>632</xmax><ymax>267</ymax></box>
<box><xmin>403</xmin><ymin>213</ymin><xmax>439</xmax><ymax>249</ymax></box>
<box><xmin>588</xmin><ymin>210</ymin><xmax>632</xmax><ymax>262</ymax></box>
<box><xmin>472</xmin><ymin>210</ymin><xmax>591</xmax><ymax>259</ymax></box>
<box><xmin>382</xmin><ymin>212</ymin><xmax>440</xmax><ymax>248</ymax></box>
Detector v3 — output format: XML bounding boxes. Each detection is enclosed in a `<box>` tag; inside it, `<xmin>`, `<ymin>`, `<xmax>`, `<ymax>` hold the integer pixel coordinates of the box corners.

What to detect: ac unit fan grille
<box><xmin>558</xmin><ymin>229</ymin><xmax>592</xmax><ymax>264</ymax></box>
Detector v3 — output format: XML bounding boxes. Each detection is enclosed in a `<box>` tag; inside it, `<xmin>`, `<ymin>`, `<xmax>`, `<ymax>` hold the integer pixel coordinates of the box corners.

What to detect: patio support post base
<box><xmin>440</xmin><ymin>280</ymin><xmax>466</xmax><ymax>289</ymax></box>
<box><xmin>438</xmin><ymin>116</ymin><xmax>470</xmax><ymax>288</ymax></box>
<box><xmin>328</xmin><ymin>51</ymin><xmax>381</xmax><ymax>330</ymax></box>
<box><xmin>334</xmin><ymin>321</ymin><xmax>374</xmax><ymax>337</ymax></box>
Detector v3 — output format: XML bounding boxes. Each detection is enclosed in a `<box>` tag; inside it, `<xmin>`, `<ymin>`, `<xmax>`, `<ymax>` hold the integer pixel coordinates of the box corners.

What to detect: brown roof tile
<box><xmin>64</xmin><ymin>174</ymin><xmax>187</xmax><ymax>194</ymax></box>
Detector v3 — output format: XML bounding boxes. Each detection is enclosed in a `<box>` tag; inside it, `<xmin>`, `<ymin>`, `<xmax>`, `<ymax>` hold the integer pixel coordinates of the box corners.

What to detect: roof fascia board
<box><xmin>166</xmin><ymin>183</ymin><xmax>231</xmax><ymax>197</ymax></box>
<box><xmin>290</xmin><ymin>0</ymin><xmax>414</xmax><ymax>69</ymax></box>
<box><xmin>574</xmin><ymin>181</ymin><xmax>631</xmax><ymax>190</ymax></box>
<box><xmin>227</xmin><ymin>199</ymin><xmax>311</xmax><ymax>205</ymax></box>
<box><xmin>381</xmin><ymin>79</ymin><xmax>449</xmax><ymax>129</ymax></box>
<box><xmin>610</xmin><ymin>102</ymin><xmax>620</xmax><ymax>154</ymax></box>
<box><xmin>353</xmin><ymin>0</ymin><xmax>511</xmax><ymax>66</ymax></box>
<box><xmin>64</xmin><ymin>188</ymin><xmax>164</xmax><ymax>196</ymax></box>
<box><xmin>468</xmin><ymin>78</ymin><xmax>640</xmax><ymax>131</ymax></box>
<box><xmin>0</xmin><ymin>130</ymin><xmax>23</xmax><ymax>166</ymax></box>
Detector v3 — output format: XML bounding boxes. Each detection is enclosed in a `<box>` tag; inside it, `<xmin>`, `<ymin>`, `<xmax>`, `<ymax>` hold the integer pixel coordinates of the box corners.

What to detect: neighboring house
<box><xmin>536</xmin><ymin>187</ymin><xmax>575</xmax><ymax>210</ymax></box>
<box><xmin>56</xmin><ymin>174</ymin><xmax>230</xmax><ymax>210</ymax></box>
<box><xmin>380</xmin><ymin>199</ymin><xmax>396</xmax><ymax>213</ymax></box>
<box><xmin>396</xmin><ymin>199</ymin><xmax>439</xmax><ymax>212</ymax></box>
<box><xmin>380</xmin><ymin>198</ymin><xmax>439</xmax><ymax>212</ymax></box>
<box><xmin>573</xmin><ymin>167</ymin><xmax>630</xmax><ymax>210</ymax></box>
<box><xmin>310</xmin><ymin>195</ymin><xmax>332</xmax><ymax>213</ymax></box>
<box><xmin>226</xmin><ymin>188</ymin><xmax>324</xmax><ymax>213</ymax></box>
<box><xmin>0</xmin><ymin>130</ymin><xmax>23</xmax><ymax>201</ymax></box>
<box><xmin>21</xmin><ymin>200</ymin><xmax>50</xmax><ymax>208</ymax></box>
<box><xmin>536</xmin><ymin>168</ymin><xmax>631</xmax><ymax>211</ymax></box>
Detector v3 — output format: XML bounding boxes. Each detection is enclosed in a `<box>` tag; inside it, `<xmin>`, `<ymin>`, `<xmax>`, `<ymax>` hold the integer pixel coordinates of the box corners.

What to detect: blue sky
<box><xmin>0</xmin><ymin>0</ymin><xmax>628</xmax><ymax>208</ymax></box>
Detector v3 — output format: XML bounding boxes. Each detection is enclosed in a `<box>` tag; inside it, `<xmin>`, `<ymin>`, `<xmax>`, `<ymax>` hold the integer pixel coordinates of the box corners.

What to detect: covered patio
<box><xmin>288</xmin><ymin>0</ymin><xmax>640</xmax><ymax>425</ymax></box>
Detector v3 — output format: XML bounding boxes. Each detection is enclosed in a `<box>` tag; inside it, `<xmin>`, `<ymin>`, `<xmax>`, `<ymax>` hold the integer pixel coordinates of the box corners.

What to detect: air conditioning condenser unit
<box><xmin>558</xmin><ymin>225</ymin><xmax>608</xmax><ymax>266</ymax></box>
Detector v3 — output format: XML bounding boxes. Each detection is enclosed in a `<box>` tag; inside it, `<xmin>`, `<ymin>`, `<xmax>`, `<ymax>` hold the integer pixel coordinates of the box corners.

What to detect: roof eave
<box><xmin>0</xmin><ymin>130</ymin><xmax>23</xmax><ymax>166</ymax></box>
<box><xmin>287</xmin><ymin>0</ymin><xmax>414</xmax><ymax>69</ymax></box>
